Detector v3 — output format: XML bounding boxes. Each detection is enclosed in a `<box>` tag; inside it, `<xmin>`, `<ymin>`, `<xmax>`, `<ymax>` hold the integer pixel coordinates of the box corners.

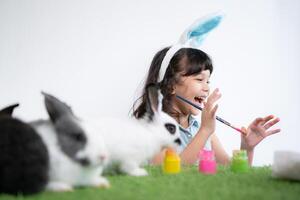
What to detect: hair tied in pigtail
<box><xmin>158</xmin><ymin>12</ymin><xmax>224</xmax><ymax>83</ymax></box>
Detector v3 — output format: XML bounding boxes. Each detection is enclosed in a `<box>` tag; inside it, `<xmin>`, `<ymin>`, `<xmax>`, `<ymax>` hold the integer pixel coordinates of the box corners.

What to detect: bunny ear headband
<box><xmin>158</xmin><ymin>12</ymin><xmax>224</xmax><ymax>83</ymax></box>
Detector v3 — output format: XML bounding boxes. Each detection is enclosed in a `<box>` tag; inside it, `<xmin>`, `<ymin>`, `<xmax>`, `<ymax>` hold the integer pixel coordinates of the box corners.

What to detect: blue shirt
<box><xmin>178</xmin><ymin>115</ymin><xmax>211</xmax><ymax>153</ymax></box>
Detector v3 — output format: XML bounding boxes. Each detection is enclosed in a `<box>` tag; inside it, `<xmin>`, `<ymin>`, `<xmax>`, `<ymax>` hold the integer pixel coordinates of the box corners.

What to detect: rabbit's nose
<box><xmin>99</xmin><ymin>155</ymin><xmax>106</xmax><ymax>161</ymax></box>
<box><xmin>174</xmin><ymin>138</ymin><xmax>182</xmax><ymax>145</ymax></box>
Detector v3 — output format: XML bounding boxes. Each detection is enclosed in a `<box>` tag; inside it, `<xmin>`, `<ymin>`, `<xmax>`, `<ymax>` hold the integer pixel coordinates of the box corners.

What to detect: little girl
<box><xmin>132</xmin><ymin>14</ymin><xmax>280</xmax><ymax>165</ymax></box>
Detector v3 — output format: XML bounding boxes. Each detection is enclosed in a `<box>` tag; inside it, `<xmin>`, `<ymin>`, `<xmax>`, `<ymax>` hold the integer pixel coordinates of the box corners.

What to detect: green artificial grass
<box><xmin>0</xmin><ymin>166</ymin><xmax>299</xmax><ymax>200</ymax></box>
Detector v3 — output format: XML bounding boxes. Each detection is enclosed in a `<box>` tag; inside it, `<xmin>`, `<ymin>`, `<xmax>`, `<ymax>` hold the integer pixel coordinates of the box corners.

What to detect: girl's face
<box><xmin>172</xmin><ymin>70</ymin><xmax>210</xmax><ymax>116</ymax></box>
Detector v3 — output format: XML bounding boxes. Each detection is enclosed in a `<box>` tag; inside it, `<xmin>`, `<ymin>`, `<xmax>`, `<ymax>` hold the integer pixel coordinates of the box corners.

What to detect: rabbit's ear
<box><xmin>41</xmin><ymin>92</ymin><xmax>74</xmax><ymax>123</ymax></box>
<box><xmin>157</xmin><ymin>90</ymin><xmax>163</xmax><ymax>113</ymax></box>
<box><xmin>179</xmin><ymin>12</ymin><xmax>224</xmax><ymax>47</ymax></box>
<box><xmin>145</xmin><ymin>83</ymin><xmax>161</xmax><ymax>121</ymax></box>
<box><xmin>0</xmin><ymin>103</ymin><xmax>19</xmax><ymax>117</ymax></box>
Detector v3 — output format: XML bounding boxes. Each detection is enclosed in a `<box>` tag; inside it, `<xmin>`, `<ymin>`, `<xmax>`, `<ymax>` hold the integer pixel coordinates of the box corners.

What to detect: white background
<box><xmin>0</xmin><ymin>0</ymin><xmax>299</xmax><ymax>166</ymax></box>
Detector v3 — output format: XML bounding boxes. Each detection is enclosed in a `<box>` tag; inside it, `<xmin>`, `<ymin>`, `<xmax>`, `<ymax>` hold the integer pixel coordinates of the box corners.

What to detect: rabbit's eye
<box><xmin>165</xmin><ymin>123</ymin><xmax>176</xmax><ymax>134</ymax></box>
<box><xmin>72</xmin><ymin>132</ymin><xmax>85</xmax><ymax>142</ymax></box>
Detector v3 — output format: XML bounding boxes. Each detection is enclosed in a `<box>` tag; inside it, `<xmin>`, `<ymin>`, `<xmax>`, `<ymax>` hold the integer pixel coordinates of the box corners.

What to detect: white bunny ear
<box><xmin>158</xmin><ymin>12</ymin><xmax>224</xmax><ymax>83</ymax></box>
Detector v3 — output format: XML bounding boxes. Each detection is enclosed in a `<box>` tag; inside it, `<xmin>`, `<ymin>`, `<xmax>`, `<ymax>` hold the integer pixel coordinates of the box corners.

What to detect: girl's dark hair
<box><xmin>132</xmin><ymin>47</ymin><xmax>213</xmax><ymax>119</ymax></box>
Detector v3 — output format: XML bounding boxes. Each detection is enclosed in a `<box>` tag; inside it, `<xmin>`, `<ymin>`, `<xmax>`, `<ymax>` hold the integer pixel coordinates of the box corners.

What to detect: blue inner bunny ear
<box><xmin>187</xmin><ymin>14</ymin><xmax>223</xmax><ymax>46</ymax></box>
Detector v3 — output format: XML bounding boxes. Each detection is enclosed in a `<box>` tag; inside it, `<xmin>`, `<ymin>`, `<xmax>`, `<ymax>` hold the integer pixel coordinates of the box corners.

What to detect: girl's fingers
<box><xmin>263</xmin><ymin>115</ymin><xmax>274</xmax><ymax>121</ymax></box>
<box><xmin>206</xmin><ymin>89</ymin><xmax>221</xmax><ymax>108</ymax></box>
<box><xmin>266</xmin><ymin>128</ymin><xmax>281</xmax><ymax>136</ymax></box>
<box><xmin>203</xmin><ymin>89</ymin><xmax>221</xmax><ymax>120</ymax></box>
<box><xmin>252</xmin><ymin>117</ymin><xmax>264</xmax><ymax>126</ymax></box>
<box><xmin>241</xmin><ymin>127</ymin><xmax>248</xmax><ymax>136</ymax></box>
<box><xmin>207</xmin><ymin>88</ymin><xmax>219</xmax><ymax>102</ymax></box>
<box><xmin>202</xmin><ymin>101</ymin><xmax>207</xmax><ymax>109</ymax></box>
<box><xmin>264</xmin><ymin>117</ymin><xmax>280</xmax><ymax>130</ymax></box>
<box><xmin>213</xmin><ymin>93</ymin><xmax>222</xmax><ymax>104</ymax></box>
<box><xmin>210</xmin><ymin>89</ymin><xmax>222</xmax><ymax>102</ymax></box>
<box><xmin>211</xmin><ymin>104</ymin><xmax>219</xmax><ymax>117</ymax></box>
<box><xmin>261</xmin><ymin>115</ymin><xmax>275</xmax><ymax>125</ymax></box>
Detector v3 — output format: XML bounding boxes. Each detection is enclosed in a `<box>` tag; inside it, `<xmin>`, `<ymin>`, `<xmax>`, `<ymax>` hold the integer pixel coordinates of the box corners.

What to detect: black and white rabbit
<box><xmin>92</xmin><ymin>84</ymin><xmax>182</xmax><ymax>176</ymax></box>
<box><xmin>30</xmin><ymin>92</ymin><xmax>109</xmax><ymax>192</ymax></box>
<box><xmin>0</xmin><ymin>104</ymin><xmax>49</xmax><ymax>195</ymax></box>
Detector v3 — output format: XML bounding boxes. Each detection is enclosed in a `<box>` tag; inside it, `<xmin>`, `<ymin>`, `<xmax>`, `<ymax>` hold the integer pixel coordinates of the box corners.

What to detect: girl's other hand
<box><xmin>201</xmin><ymin>88</ymin><xmax>222</xmax><ymax>135</ymax></box>
<box><xmin>241</xmin><ymin>115</ymin><xmax>281</xmax><ymax>151</ymax></box>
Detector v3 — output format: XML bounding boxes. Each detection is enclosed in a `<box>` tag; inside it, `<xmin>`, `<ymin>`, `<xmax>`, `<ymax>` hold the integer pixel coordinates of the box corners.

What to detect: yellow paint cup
<box><xmin>163</xmin><ymin>148</ymin><xmax>181</xmax><ymax>174</ymax></box>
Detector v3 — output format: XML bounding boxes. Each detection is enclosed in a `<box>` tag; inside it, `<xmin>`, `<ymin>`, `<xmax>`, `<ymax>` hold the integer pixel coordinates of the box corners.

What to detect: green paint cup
<box><xmin>231</xmin><ymin>150</ymin><xmax>249</xmax><ymax>173</ymax></box>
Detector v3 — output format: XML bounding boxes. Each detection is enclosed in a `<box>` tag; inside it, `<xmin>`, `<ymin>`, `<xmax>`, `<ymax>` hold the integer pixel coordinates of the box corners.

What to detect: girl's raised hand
<box><xmin>201</xmin><ymin>88</ymin><xmax>222</xmax><ymax>135</ymax></box>
<box><xmin>241</xmin><ymin>115</ymin><xmax>281</xmax><ymax>151</ymax></box>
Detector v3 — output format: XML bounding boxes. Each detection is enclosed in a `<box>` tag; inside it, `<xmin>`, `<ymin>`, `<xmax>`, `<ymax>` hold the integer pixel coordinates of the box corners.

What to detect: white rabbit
<box><xmin>92</xmin><ymin>84</ymin><xmax>182</xmax><ymax>176</ymax></box>
<box><xmin>30</xmin><ymin>92</ymin><xmax>110</xmax><ymax>192</ymax></box>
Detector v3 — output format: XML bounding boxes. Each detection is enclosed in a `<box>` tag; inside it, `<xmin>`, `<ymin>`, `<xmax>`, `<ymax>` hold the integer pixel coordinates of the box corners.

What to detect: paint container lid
<box><xmin>165</xmin><ymin>148</ymin><xmax>176</xmax><ymax>156</ymax></box>
<box><xmin>232</xmin><ymin>150</ymin><xmax>247</xmax><ymax>159</ymax></box>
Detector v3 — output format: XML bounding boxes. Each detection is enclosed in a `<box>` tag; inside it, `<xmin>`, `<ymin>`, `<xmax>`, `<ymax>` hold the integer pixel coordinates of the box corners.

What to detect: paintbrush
<box><xmin>176</xmin><ymin>95</ymin><xmax>246</xmax><ymax>135</ymax></box>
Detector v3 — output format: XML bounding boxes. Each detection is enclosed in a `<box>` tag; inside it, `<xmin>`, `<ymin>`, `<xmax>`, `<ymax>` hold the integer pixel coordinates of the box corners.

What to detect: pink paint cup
<box><xmin>198</xmin><ymin>149</ymin><xmax>217</xmax><ymax>174</ymax></box>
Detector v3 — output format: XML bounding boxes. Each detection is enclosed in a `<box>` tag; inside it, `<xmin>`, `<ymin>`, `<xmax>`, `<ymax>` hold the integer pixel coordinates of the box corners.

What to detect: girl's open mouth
<box><xmin>194</xmin><ymin>96</ymin><xmax>206</xmax><ymax>107</ymax></box>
